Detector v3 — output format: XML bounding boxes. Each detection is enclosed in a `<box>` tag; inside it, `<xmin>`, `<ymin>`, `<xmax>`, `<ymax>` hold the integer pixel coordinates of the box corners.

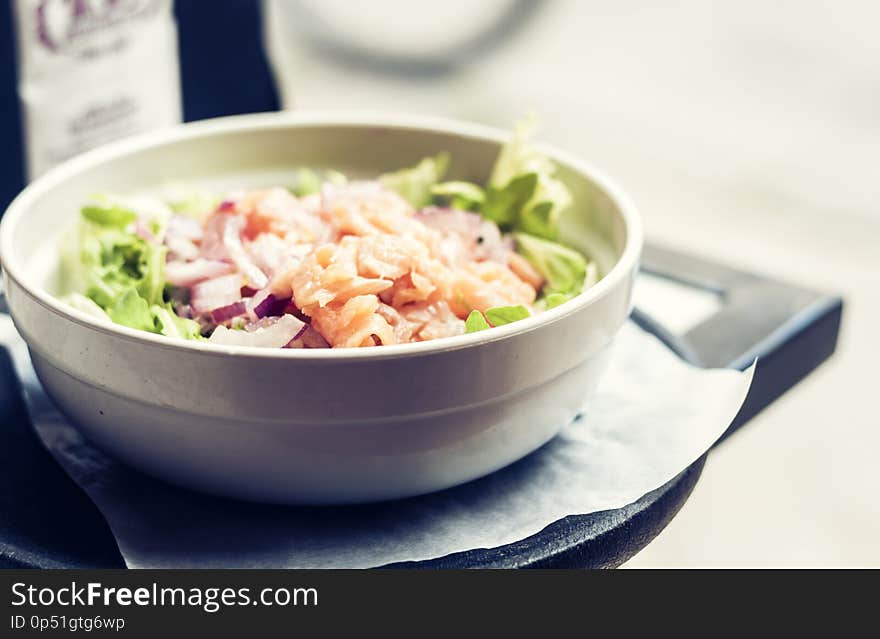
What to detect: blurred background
<box><xmin>2</xmin><ymin>0</ymin><xmax>877</xmax><ymax>565</ymax></box>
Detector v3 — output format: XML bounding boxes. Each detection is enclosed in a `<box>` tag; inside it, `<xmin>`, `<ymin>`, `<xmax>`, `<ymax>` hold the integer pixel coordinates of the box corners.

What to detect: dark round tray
<box><xmin>387</xmin><ymin>457</ymin><xmax>705</xmax><ymax>568</ymax></box>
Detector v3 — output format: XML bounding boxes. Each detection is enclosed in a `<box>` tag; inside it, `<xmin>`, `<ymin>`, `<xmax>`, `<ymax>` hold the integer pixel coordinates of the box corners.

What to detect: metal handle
<box><xmin>637</xmin><ymin>242</ymin><xmax>843</xmax><ymax>435</ymax></box>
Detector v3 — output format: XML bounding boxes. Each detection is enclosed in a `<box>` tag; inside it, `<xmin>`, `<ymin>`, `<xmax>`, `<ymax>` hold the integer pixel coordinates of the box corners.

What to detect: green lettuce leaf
<box><xmin>380</xmin><ymin>152</ymin><xmax>450</xmax><ymax>208</ymax></box>
<box><xmin>107</xmin><ymin>288</ymin><xmax>155</xmax><ymax>332</ymax></box>
<box><xmin>83</xmin><ymin>194</ymin><xmax>175</xmax><ymax>237</ymax></box>
<box><xmin>482</xmin><ymin>173</ymin><xmax>538</xmax><ymax>228</ymax></box>
<box><xmin>514</xmin><ymin>232</ymin><xmax>588</xmax><ymax>296</ymax></box>
<box><xmin>541</xmin><ymin>292</ymin><xmax>571</xmax><ymax>310</ymax></box>
<box><xmin>290</xmin><ymin>169</ymin><xmax>348</xmax><ymax>197</ymax></box>
<box><xmin>527</xmin><ymin>174</ymin><xmax>572</xmax><ymax>240</ymax></box>
<box><xmin>488</xmin><ymin>117</ymin><xmax>572</xmax><ymax>239</ymax></box>
<box><xmin>59</xmin><ymin>198</ymin><xmax>192</xmax><ymax>337</ymax></box>
<box><xmin>290</xmin><ymin>168</ymin><xmax>323</xmax><ymax>197</ymax></box>
<box><xmin>165</xmin><ymin>188</ymin><xmax>222</xmax><ymax>219</ymax></box>
<box><xmin>60</xmin><ymin>224</ymin><xmax>139</xmax><ymax>308</ymax></box>
<box><xmin>62</xmin><ymin>293</ymin><xmax>111</xmax><ymax>320</ymax></box>
<box><xmin>136</xmin><ymin>243</ymin><xmax>167</xmax><ymax>306</ymax></box>
<box><xmin>325</xmin><ymin>170</ymin><xmax>348</xmax><ymax>186</ymax></box>
<box><xmin>490</xmin><ymin>116</ymin><xmax>555</xmax><ymax>188</ymax></box>
<box><xmin>81</xmin><ymin>203</ymin><xmax>137</xmax><ymax>227</ymax></box>
<box><xmin>465</xmin><ymin>309</ymin><xmax>490</xmax><ymax>333</ymax></box>
<box><xmin>485</xmin><ymin>305</ymin><xmax>530</xmax><ymax>326</ymax></box>
<box><xmin>430</xmin><ymin>181</ymin><xmax>485</xmax><ymax>211</ymax></box>
<box><xmin>151</xmin><ymin>304</ymin><xmax>202</xmax><ymax>340</ymax></box>
<box><xmin>69</xmin><ymin>221</ymin><xmax>167</xmax><ymax>309</ymax></box>
<box><xmin>517</xmin><ymin>200</ymin><xmax>555</xmax><ymax>240</ymax></box>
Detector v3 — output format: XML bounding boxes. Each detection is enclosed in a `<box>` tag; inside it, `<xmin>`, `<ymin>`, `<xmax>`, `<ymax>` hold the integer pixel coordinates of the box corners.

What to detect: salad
<box><xmin>59</xmin><ymin>121</ymin><xmax>599</xmax><ymax>349</ymax></box>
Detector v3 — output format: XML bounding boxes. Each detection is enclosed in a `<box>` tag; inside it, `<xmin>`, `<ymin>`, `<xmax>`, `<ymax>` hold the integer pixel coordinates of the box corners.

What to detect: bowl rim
<box><xmin>0</xmin><ymin>110</ymin><xmax>642</xmax><ymax>361</ymax></box>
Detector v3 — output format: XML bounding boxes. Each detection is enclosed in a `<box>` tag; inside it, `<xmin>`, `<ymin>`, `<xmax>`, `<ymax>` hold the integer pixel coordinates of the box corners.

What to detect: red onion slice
<box><xmin>473</xmin><ymin>220</ymin><xmax>508</xmax><ymax>263</ymax></box>
<box><xmin>210</xmin><ymin>301</ymin><xmax>247</xmax><ymax>324</ymax></box>
<box><xmin>221</xmin><ymin>214</ymin><xmax>269</xmax><ymax>289</ymax></box>
<box><xmin>209</xmin><ymin>314</ymin><xmax>306</xmax><ymax>348</ymax></box>
<box><xmin>245</xmin><ymin>232</ymin><xmax>292</xmax><ymax>277</ymax></box>
<box><xmin>253</xmin><ymin>293</ymin><xmax>291</xmax><ymax>319</ymax></box>
<box><xmin>416</xmin><ymin>208</ymin><xmax>508</xmax><ymax>263</ymax></box>
<box><xmin>166</xmin><ymin>214</ymin><xmax>203</xmax><ymax>240</ymax></box>
<box><xmin>247</xmin><ymin>287</ymin><xmax>272</xmax><ymax>321</ymax></box>
<box><xmin>165</xmin><ymin>259</ymin><xmax>234</xmax><ymax>288</ymax></box>
<box><xmin>416</xmin><ymin>207</ymin><xmax>483</xmax><ymax>239</ymax></box>
<box><xmin>165</xmin><ymin>234</ymin><xmax>200</xmax><ymax>261</ymax></box>
<box><xmin>199</xmin><ymin>213</ymin><xmax>228</xmax><ymax>260</ymax></box>
<box><xmin>191</xmin><ymin>273</ymin><xmax>244</xmax><ymax>314</ymax></box>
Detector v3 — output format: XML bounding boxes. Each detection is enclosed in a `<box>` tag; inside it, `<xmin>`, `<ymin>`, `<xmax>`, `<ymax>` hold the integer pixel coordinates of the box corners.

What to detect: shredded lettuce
<box><xmin>107</xmin><ymin>288</ymin><xmax>155</xmax><ymax>332</ymax></box>
<box><xmin>541</xmin><ymin>292</ymin><xmax>570</xmax><ymax>310</ymax></box>
<box><xmin>430</xmin><ymin>181</ymin><xmax>485</xmax><ymax>211</ymax></box>
<box><xmin>62</xmin><ymin>293</ymin><xmax>111</xmax><ymax>320</ymax></box>
<box><xmin>136</xmin><ymin>243</ymin><xmax>167</xmax><ymax>306</ymax></box>
<box><xmin>488</xmin><ymin>118</ymin><xmax>592</xmax><ymax>297</ymax></box>
<box><xmin>482</xmin><ymin>173</ymin><xmax>538</xmax><ymax>228</ymax></box>
<box><xmin>420</xmin><ymin>119</ymin><xmax>573</xmax><ymax>241</ymax></box>
<box><xmin>89</xmin><ymin>230</ymin><xmax>150</xmax><ymax>306</ymax></box>
<box><xmin>517</xmin><ymin>200</ymin><xmax>556</xmax><ymax>240</ymax></box>
<box><xmin>291</xmin><ymin>168</ymin><xmax>322</xmax><ymax>196</ymax></box>
<box><xmin>469</xmin><ymin>306</ymin><xmax>530</xmax><ymax>332</ymax></box>
<box><xmin>488</xmin><ymin>117</ymin><xmax>572</xmax><ymax>240</ymax></box>
<box><xmin>485</xmin><ymin>305</ymin><xmax>530</xmax><ymax>326</ymax></box>
<box><xmin>326</xmin><ymin>170</ymin><xmax>348</xmax><ymax>186</ymax></box>
<box><xmin>514</xmin><ymin>232</ymin><xmax>588</xmax><ymax>297</ymax></box>
<box><xmin>380</xmin><ymin>152</ymin><xmax>450</xmax><ymax>208</ymax></box>
<box><xmin>165</xmin><ymin>189</ymin><xmax>221</xmax><ymax>219</ymax></box>
<box><xmin>290</xmin><ymin>168</ymin><xmax>348</xmax><ymax>197</ymax></box>
<box><xmin>489</xmin><ymin>116</ymin><xmax>553</xmax><ymax>188</ymax></box>
<box><xmin>60</xmin><ymin>203</ymin><xmax>198</xmax><ymax>340</ymax></box>
<box><xmin>81</xmin><ymin>203</ymin><xmax>137</xmax><ymax>227</ymax></box>
<box><xmin>151</xmin><ymin>304</ymin><xmax>202</xmax><ymax>340</ymax></box>
<box><xmin>465</xmin><ymin>309</ymin><xmax>490</xmax><ymax>333</ymax></box>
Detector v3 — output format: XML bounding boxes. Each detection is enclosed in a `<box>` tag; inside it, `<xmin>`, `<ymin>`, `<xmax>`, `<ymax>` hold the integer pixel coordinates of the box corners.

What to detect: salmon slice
<box><xmin>199</xmin><ymin>181</ymin><xmax>543</xmax><ymax>347</ymax></box>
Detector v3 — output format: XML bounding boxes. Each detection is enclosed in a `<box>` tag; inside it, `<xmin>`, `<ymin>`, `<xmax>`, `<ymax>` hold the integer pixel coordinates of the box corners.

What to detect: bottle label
<box><xmin>13</xmin><ymin>0</ymin><xmax>182</xmax><ymax>179</ymax></box>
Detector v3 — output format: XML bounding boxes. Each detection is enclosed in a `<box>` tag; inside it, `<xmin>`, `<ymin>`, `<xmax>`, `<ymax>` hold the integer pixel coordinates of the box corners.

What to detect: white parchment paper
<box><xmin>0</xmin><ymin>317</ymin><xmax>753</xmax><ymax>568</ymax></box>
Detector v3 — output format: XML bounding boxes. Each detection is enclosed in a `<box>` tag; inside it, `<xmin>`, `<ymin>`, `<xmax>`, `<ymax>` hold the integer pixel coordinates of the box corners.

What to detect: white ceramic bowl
<box><xmin>0</xmin><ymin>112</ymin><xmax>641</xmax><ymax>504</ymax></box>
